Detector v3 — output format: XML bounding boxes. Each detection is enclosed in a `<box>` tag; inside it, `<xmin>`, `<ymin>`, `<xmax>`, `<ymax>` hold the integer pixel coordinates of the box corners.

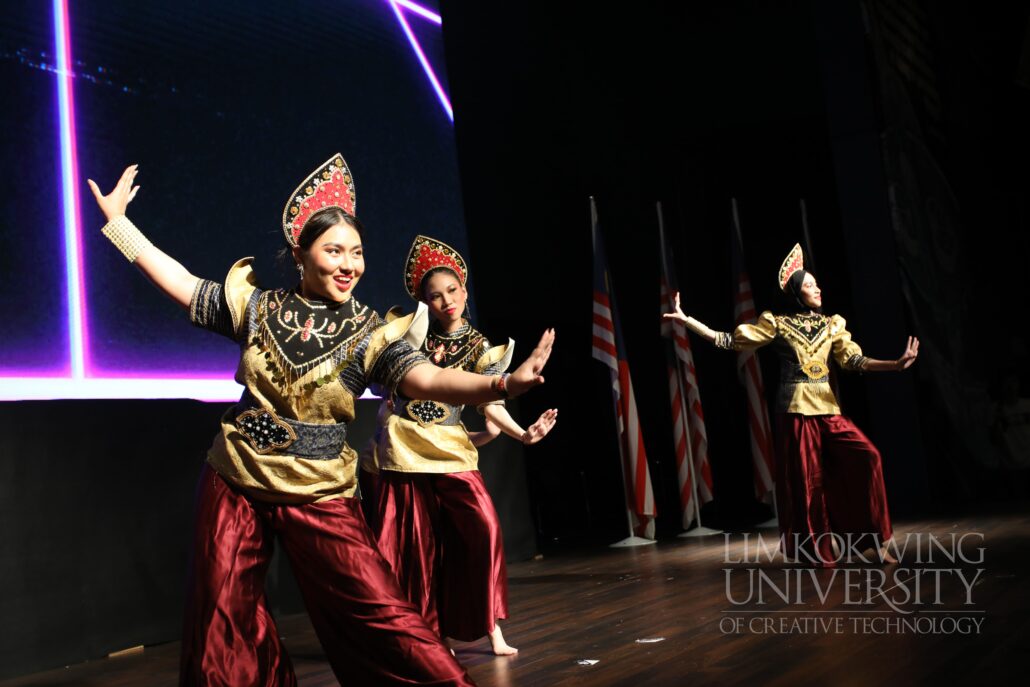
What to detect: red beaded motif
<box><xmin>778</xmin><ymin>243</ymin><xmax>805</xmax><ymax>291</ymax></box>
<box><xmin>403</xmin><ymin>234</ymin><xmax>468</xmax><ymax>300</ymax></box>
<box><xmin>282</xmin><ymin>154</ymin><xmax>357</xmax><ymax>247</ymax></box>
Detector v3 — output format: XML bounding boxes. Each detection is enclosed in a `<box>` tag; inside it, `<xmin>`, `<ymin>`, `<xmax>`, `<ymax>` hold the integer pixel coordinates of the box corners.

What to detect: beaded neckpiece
<box><xmin>778</xmin><ymin>313</ymin><xmax>829</xmax><ymax>354</ymax></box>
<box><xmin>423</xmin><ymin>319</ymin><xmax>484</xmax><ymax>370</ymax></box>
<box><xmin>252</xmin><ymin>290</ymin><xmax>375</xmax><ymax>392</ymax></box>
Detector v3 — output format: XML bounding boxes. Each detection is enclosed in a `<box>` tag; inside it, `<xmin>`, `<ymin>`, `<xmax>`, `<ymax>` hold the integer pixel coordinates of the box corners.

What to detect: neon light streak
<box><xmin>0</xmin><ymin>1</ymin><xmax>430</xmax><ymax>401</ymax></box>
<box><xmin>53</xmin><ymin>0</ymin><xmax>89</xmax><ymax>378</ymax></box>
<box><xmin>387</xmin><ymin>0</ymin><xmax>453</xmax><ymax>121</ymax></box>
<box><xmin>394</xmin><ymin>0</ymin><xmax>442</xmax><ymax>24</ymax></box>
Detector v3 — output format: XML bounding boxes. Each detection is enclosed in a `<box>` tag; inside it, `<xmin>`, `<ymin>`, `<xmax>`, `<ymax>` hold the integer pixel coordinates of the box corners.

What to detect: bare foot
<box><xmin>489</xmin><ymin>623</ymin><xmax>518</xmax><ymax>656</ymax></box>
<box><xmin>879</xmin><ymin>546</ymin><xmax>898</xmax><ymax>564</ymax></box>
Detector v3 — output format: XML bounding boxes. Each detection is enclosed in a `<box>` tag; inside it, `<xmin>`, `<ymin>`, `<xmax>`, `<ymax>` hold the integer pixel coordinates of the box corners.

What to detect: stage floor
<box><xmin>4</xmin><ymin>514</ymin><xmax>1028</xmax><ymax>686</ymax></box>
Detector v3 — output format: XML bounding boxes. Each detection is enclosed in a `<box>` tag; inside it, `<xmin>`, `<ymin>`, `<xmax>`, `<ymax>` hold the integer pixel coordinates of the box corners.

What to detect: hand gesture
<box><xmin>87</xmin><ymin>165</ymin><xmax>140</xmax><ymax>222</ymax></box>
<box><xmin>661</xmin><ymin>291</ymin><xmax>688</xmax><ymax>324</ymax></box>
<box><xmin>896</xmin><ymin>336</ymin><xmax>920</xmax><ymax>370</ymax></box>
<box><xmin>507</xmin><ymin>329</ymin><xmax>555</xmax><ymax>397</ymax></box>
<box><xmin>522</xmin><ymin>408</ymin><xmax>558</xmax><ymax>445</ymax></box>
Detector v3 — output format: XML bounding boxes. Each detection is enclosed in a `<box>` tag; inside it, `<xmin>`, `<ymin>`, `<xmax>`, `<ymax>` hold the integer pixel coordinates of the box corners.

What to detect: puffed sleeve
<box><xmin>188</xmin><ymin>257</ymin><xmax>259</xmax><ymax>342</ymax></box>
<box><xmin>474</xmin><ymin>337</ymin><xmax>515</xmax><ymax>414</ymax></box>
<box><xmin>713</xmin><ymin>310</ymin><xmax>778</xmax><ymax>351</ymax></box>
<box><xmin>359</xmin><ymin>302</ymin><xmax>431</xmax><ymax>394</ymax></box>
<box><xmin>830</xmin><ymin>315</ymin><xmax>868</xmax><ymax>371</ymax></box>
<box><xmin>474</xmin><ymin>338</ymin><xmax>515</xmax><ymax>376</ymax></box>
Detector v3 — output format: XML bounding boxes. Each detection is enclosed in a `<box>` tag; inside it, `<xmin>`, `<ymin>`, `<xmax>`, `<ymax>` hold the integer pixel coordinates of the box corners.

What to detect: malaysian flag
<box><xmin>657</xmin><ymin>203</ymin><xmax>714</xmax><ymax>529</ymax></box>
<box><xmin>731</xmin><ymin>199</ymin><xmax>775</xmax><ymax>504</ymax></box>
<box><xmin>591</xmin><ymin>198</ymin><xmax>656</xmax><ymax>541</ymax></box>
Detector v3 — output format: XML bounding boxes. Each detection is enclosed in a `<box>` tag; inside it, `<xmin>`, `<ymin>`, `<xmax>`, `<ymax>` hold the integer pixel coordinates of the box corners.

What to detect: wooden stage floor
<box><xmin>4</xmin><ymin>514</ymin><xmax>1028</xmax><ymax>686</ymax></box>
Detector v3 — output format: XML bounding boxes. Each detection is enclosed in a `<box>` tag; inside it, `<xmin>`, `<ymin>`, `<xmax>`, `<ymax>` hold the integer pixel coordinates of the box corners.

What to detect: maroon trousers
<box><xmin>776</xmin><ymin>414</ymin><xmax>893</xmax><ymax>565</ymax></box>
<box><xmin>179</xmin><ymin>464</ymin><xmax>474</xmax><ymax>687</ymax></box>
<box><xmin>374</xmin><ymin>470</ymin><xmax>508</xmax><ymax>642</ymax></box>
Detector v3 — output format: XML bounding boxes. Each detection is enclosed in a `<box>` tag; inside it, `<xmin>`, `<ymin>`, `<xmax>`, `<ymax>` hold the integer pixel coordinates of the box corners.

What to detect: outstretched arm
<box><xmin>858</xmin><ymin>336</ymin><xmax>920</xmax><ymax>372</ymax></box>
<box><xmin>87</xmin><ymin>165</ymin><xmax>199</xmax><ymax>310</ymax></box>
<box><xmin>398</xmin><ymin>329</ymin><xmax>555</xmax><ymax>406</ymax></box>
<box><xmin>468</xmin><ymin>419</ymin><xmax>502</xmax><ymax>448</ymax></box>
<box><xmin>661</xmin><ymin>291</ymin><xmax>719</xmax><ymax>344</ymax></box>
<box><xmin>483</xmin><ymin>405</ymin><xmax>558</xmax><ymax>445</ymax></box>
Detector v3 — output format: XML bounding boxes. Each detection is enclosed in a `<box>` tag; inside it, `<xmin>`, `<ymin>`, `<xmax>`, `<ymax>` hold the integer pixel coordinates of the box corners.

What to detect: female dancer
<box><xmin>368</xmin><ymin>235</ymin><xmax>557</xmax><ymax>656</ymax></box>
<box><xmin>663</xmin><ymin>244</ymin><xmax>918</xmax><ymax>566</ymax></box>
<box><xmin>86</xmin><ymin>157</ymin><xmax>555</xmax><ymax>686</ymax></box>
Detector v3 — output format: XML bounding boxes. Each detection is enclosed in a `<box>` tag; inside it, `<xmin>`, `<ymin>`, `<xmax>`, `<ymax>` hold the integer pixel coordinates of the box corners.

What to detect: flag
<box><xmin>657</xmin><ymin>203</ymin><xmax>714</xmax><ymax>530</ymax></box>
<box><xmin>731</xmin><ymin>199</ymin><xmax>775</xmax><ymax>503</ymax></box>
<box><xmin>591</xmin><ymin>198</ymin><xmax>656</xmax><ymax>539</ymax></box>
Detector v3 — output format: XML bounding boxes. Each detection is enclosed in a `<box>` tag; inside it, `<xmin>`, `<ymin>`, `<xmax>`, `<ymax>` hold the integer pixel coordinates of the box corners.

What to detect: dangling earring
<box><xmin>296</xmin><ymin>262</ymin><xmax>304</xmax><ymax>280</ymax></box>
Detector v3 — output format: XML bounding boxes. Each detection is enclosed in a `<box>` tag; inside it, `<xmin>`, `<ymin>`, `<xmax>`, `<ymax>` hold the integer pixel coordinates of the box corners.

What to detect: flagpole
<box><xmin>730</xmin><ymin>199</ymin><xmax>779</xmax><ymax>529</ymax></box>
<box><xmin>799</xmin><ymin>198</ymin><xmax>817</xmax><ymax>272</ymax></box>
<box><xmin>655</xmin><ymin>203</ymin><xmax>720</xmax><ymax>538</ymax></box>
<box><xmin>593</xmin><ymin>197</ymin><xmax>656</xmax><ymax>549</ymax></box>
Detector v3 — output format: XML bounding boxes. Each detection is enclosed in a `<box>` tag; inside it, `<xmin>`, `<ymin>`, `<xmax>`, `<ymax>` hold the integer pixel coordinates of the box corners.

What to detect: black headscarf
<box><xmin>781</xmin><ymin>269</ymin><xmax>822</xmax><ymax>315</ymax></box>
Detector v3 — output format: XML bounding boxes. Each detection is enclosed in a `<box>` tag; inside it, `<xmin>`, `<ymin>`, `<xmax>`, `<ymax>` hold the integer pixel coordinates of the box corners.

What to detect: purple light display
<box><xmin>0</xmin><ymin>0</ymin><xmax>452</xmax><ymax>402</ymax></box>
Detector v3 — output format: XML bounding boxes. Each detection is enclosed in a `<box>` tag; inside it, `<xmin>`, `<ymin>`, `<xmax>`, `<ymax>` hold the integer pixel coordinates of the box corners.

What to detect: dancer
<box><xmin>368</xmin><ymin>235</ymin><xmax>557</xmax><ymax>656</ymax></box>
<box><xmin>663</xmin><ymin>243</ymin><xmax>918</xmax><ymax>566</ymax></box>
<box><xmin>86</xmin><ymin>156</ymin><xmax>555</xmax><ymax>686</ymax></box>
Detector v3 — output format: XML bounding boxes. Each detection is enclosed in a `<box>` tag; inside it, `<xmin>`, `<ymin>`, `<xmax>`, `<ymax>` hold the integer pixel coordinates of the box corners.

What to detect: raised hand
<box><xmin>662</xmin><ymin>291</ymin><xmax>688</xmax><ymax>323</ymax></box>
<box><xmin>896</xmin><ymin>336</ymin><xmax>920</xmax><ymax>370</ymax></box>
<box><xmin>507</xmin><ymin>328</ymin><xmax>555</xmax><ymax>397</ymax></box>
<box><xmin>522</xmin><ymin>408</ymin><xmax>558</xmax><ymax>445</ymax></box>
<box><xmin>87</xmin><ymin>165</ymin><xmax>140</xmax><ymax>222</ymax></box>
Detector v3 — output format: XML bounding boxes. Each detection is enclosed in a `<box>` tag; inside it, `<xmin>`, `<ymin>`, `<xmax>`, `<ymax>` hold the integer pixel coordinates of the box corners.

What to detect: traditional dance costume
<box><xmin>711</xmin><ymin>244</ymin><xmax>892</xmax><ymax>565</ymax></box>
<box><xmin>102</xmin><ymin>155</ymin><xmax>474</xmax><ymax>686</ymax></box>
<box><xmin>366</xmin><ymin>235</ymin><xmax>513</xmax><ymax>641</ymax></box>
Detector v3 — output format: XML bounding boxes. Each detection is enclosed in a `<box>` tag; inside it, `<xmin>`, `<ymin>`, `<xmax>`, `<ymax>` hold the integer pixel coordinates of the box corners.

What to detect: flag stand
<box><xmin>593</xmin><ymin>197</ymin><xmax>656</xmax><ymax>549</ymax></box>
<box><xmin>609</xmin><ymin>401</ymin><xmax>657</xmax><ymax>548</ymax></box>
<box><xmin>657</xmin><ymin>203</ymin><xmax>722</xmax><ymax>540</ymax></box>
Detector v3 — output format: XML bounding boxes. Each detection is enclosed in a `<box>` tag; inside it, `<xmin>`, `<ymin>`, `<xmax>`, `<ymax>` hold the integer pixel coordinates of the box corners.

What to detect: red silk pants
<box><xmin>179</xmin><ymin>464</ymin><xmax>474</xmax><ymax>686</ymax></box>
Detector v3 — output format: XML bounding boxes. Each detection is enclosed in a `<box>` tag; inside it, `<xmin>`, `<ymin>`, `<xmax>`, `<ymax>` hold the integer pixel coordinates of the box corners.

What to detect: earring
<box><xmin>296</xmin><ymin>263</ymin><xmax>304</xmax><ymax>279</ymax></box>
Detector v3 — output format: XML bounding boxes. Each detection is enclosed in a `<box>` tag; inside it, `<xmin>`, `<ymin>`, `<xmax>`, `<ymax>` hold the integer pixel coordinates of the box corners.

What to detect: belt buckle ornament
<box><xmin>236</xmin><ymin>408</ymin><xmax>297</xmax><ymax>454</ymax></box>
<box><xmin>801</xmin><ymin>360</ymin><xmax>828</xmax><ymax>380</ymax></box>
<box><xmin>406</xmin><ymin>400</ymin><xmax>452</xmax><ymax>427</ymax></box>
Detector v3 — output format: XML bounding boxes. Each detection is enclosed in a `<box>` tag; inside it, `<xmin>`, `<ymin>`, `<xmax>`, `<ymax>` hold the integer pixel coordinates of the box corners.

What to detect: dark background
<box><xmin>3</xmin><ymin>0</ymin><xmax>1030</xmax><ymax>680</ymax></box>
<box><xmin>445</xmin><ymin>0</ymin><xmax>1030</xmax><ymax>544</ymax></box>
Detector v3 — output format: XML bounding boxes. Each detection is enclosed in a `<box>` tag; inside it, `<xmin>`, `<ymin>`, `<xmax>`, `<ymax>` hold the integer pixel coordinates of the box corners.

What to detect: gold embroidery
<box><xmin>801</xmin><ymin>359</ymin><xmax>829</xmax><ymax>380</ymax></box>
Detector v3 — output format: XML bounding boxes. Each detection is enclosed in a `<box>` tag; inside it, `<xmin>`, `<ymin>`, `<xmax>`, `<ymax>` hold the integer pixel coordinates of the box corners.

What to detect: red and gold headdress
<box><xmin>281</xmin><ymin>153</ymin><xmax>356</xmax><ymax>247</ymax></box>
<box><xmin>778</xmin><ymin>243</ymin><xmax>804</xmax><ymax>291</ymax></box>
<box><xmin>403</xmin><ymin>234</ymin><xmax>468</xmax><ymax>300</ymax></box>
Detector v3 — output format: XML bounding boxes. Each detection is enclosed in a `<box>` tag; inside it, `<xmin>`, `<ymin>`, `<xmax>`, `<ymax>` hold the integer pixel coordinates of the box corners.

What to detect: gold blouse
<box><xmin>368</xmin><ymin>319</ymin><xmax>514</xmax><ymax>474</ymax></box>
<box><xmin>714</xmin><ymin>311</ymin><xmax>868</xmax><ymax>416</ymax></box>
<box><xmin>189</xmin><ymin>258</ymin><xmax>428</xmax><ymax>503</ymax></box>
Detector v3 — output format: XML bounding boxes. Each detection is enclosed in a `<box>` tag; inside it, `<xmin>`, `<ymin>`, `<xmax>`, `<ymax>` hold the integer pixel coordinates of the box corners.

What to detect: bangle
<box><xmin>101</xmin><ymin>215</ymin><xmax>153</xmax><ymax>263</ymax></box>
<box><xmin>493</xmin><ymin>372</ymin><xmax>511</xmax><ymax>399</ymax></box>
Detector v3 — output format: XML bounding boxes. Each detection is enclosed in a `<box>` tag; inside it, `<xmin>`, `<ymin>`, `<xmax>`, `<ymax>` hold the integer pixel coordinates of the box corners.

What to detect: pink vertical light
<box><xmin>53</xmin><ymin>0</ymin><xmax>90</xmax><ymax>378</ymax></box>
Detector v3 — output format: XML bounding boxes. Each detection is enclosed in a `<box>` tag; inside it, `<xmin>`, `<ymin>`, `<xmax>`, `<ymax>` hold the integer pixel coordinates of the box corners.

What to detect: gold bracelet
<box><xmin>101</xmin><ymin>215</ymin><xmax>153</xmax><ymax>263</ymax></box>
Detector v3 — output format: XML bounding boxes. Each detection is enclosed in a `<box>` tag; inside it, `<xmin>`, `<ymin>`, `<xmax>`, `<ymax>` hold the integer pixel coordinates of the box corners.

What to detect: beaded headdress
<box><xmin>403</xmin><ymin>234</ymin><xmax>468</xmax><ymax>300</ymax></box>
<box><xmin>282</xmin><ymin>153</ymin><xmax>356</xmax><ymax>247</ymax></box>
<box><xmin>778</xmin><ymin>243</ymin><xmax>805</xmax><ymax>291</ymax></box>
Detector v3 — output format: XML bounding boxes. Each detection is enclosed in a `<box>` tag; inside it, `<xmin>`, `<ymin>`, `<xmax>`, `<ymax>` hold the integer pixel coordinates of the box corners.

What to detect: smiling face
<box><xmin>292</xmin><ymin>222</ymin><xmax>364</xmax><ymax>302</ymax></box>
<box><xmin>798</xmin><ymin>272</ymin><xmax>822</xmax><ymax>310</ymax></box>
<box><xmin>422</xmin><ymin>269</ymin><xmax>467</xmax><ymax>329</ymax></box>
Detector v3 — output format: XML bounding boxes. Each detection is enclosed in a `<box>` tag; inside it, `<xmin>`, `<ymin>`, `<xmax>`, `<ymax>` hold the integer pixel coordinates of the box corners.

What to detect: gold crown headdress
<box><xmin>778</xmin><ymin>243</ymin><xmax>804</xmax><ymax>291</ymax></box>
<box><xmin>281</xmin><ymin>153</ymin><xmax>356</xmax><ymax>247</ymax></box>
<box><xmin>403</xmin><ymin>234</ymin><xmax>468</xmax><ymax>300</ymax></box>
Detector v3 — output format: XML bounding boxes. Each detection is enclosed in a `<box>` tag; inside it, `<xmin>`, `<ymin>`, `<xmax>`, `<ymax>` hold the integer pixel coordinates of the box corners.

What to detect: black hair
<box><xmin>781</xmin><ymin>269</ymin><xmax>822</xmax><ymax>314</ymax></box>
<box><xmin>420</xmin><ymin>266</ymin><xmax>471</xmax><ymax>321</ymax></box>
<box><xmin>278</xmin><ymin>207</ymin><xmax>365</xmax><ymax>266</ymax></box>
<box><xmin>419</xmin><ymin>266</ymin><xmax>463</xmax><ymax>301</ymax></box>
